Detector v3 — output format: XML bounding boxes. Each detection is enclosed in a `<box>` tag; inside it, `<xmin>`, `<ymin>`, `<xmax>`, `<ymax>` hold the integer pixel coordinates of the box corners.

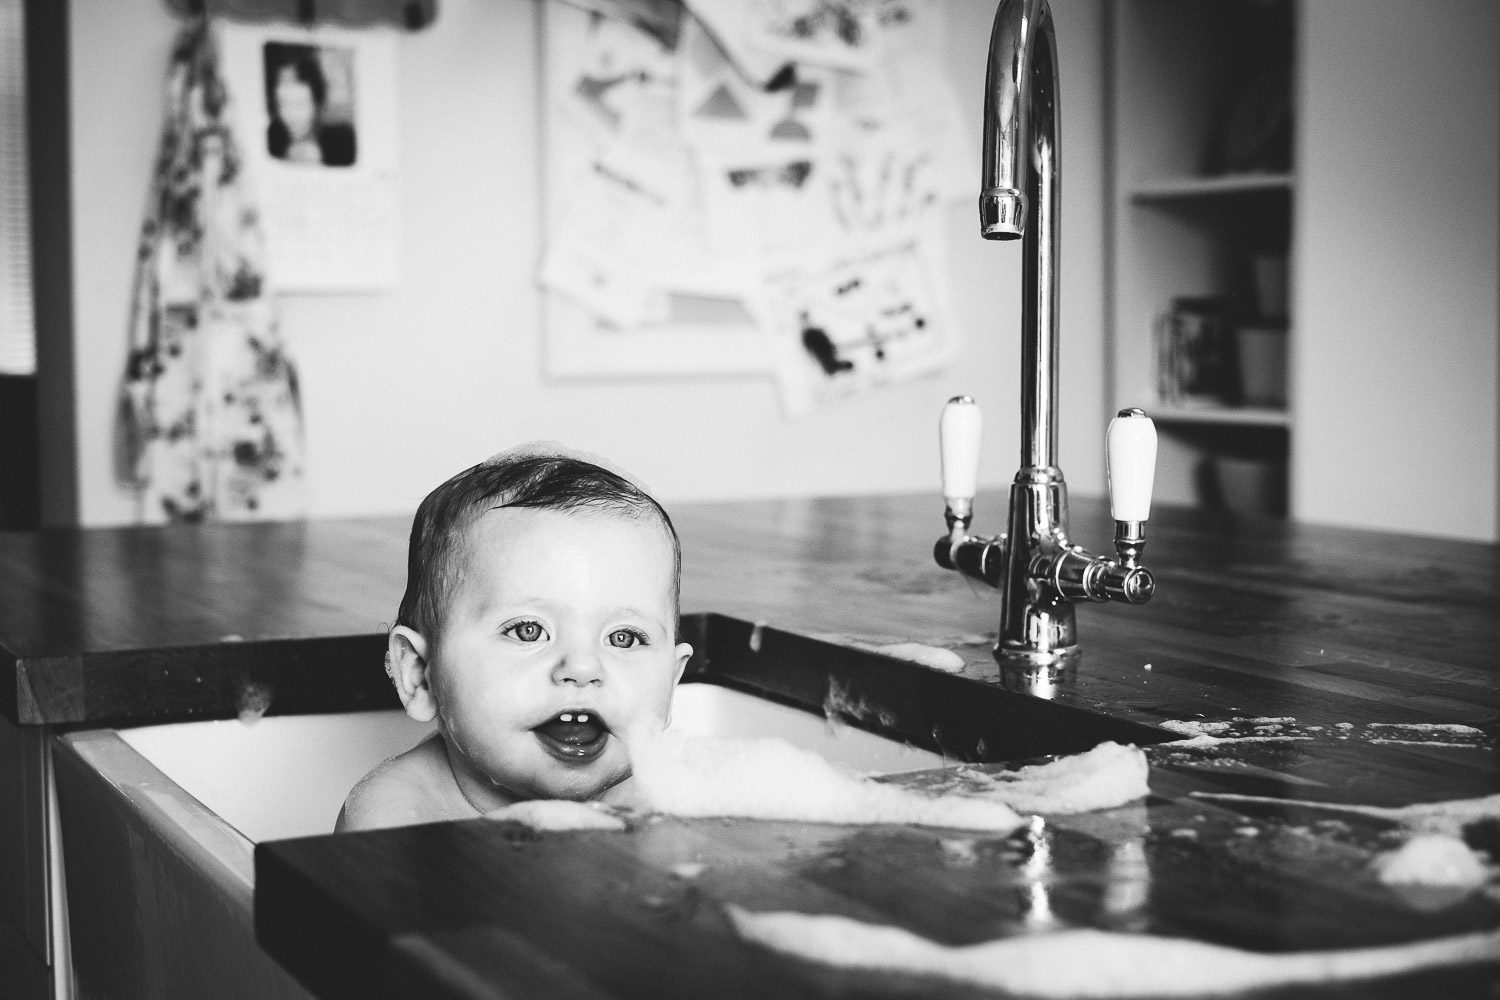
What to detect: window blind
<box><xmin>0</xmin><ymin>0</ymin><xmax>36</xmax><ymax>376</ymax></box>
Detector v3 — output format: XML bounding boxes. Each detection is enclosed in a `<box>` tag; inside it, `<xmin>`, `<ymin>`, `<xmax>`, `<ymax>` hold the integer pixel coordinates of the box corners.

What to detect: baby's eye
<box><xmin>607</xmin><ymin>628</ymin><xmax>648</xmax><ymax>649</ymax></box>
<box><xmin>502</xmin><ymin>620</ymin><xmax>548</xmax><ymax>643</ymax></box>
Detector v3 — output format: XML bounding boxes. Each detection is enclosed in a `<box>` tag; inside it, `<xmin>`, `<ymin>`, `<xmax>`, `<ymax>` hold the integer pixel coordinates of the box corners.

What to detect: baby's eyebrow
<box><xmin>606</xmin><ymin>607</ymin><xmax>670</xmax><ymax>630</ymax></box>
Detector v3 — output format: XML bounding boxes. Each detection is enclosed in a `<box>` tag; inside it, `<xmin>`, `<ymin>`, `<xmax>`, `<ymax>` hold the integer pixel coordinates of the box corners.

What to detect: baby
<box><xmin>335</xmin><ymin>448</ymin><xmax>693</xmax><ymax>832</ymax></box>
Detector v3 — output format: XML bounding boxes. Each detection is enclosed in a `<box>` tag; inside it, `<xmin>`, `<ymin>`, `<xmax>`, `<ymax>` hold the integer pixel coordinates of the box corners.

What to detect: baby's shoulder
<box><xmin>335</xmin><ymin>733</ymin><xmax>469</xmax><ymax>832</ymax></box>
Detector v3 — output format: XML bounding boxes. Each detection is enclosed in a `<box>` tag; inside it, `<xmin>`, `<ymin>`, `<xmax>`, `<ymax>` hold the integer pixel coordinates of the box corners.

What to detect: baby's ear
<box><xmin>388</xmin><ymin>626</ymin><xmax>437</xmax><ymax>723</ymax></box>
<box><xmin>661</xmin><ymin>641</ymin><xmax>693</xmax><ymax>729</ymax></box>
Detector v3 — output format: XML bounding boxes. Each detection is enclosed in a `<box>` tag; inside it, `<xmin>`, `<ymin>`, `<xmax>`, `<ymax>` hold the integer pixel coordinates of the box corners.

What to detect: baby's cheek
<box><xmin>609</xmin><ymin>705</ymin><xmax>672</xmax><ymax>766</ymax></box>
<box><xmin>652</xmin><ymin>692</ymin><xmax>679</xmax><ymax>732</ymax></box>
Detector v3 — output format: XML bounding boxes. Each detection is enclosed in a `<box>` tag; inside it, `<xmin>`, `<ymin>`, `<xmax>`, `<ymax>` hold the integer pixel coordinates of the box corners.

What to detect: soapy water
<box><xmin>461</xmin><ymin>677</ymin><xmax>1495</xmax><ymax>992</ymax></box>
<box><xmin>625</xmin><ymin>729</ymin><xmax>1026</xmax><ymax>831</ymax></box>
<box><xmin>1189</xmin><ymin>791</ymin><xmax>1500</xmax><ymax>839</ymax></box>
<box><xmin>1363</xmin><ymin>722</ymin><xmax>1494</xmax><ymax>747</ymax></box>
<box><xmin>810</xmin><ymin>632</ymin><xmax>970</xmax><ymax>673</ymax></box>
<box><xmin>235</xmin><ymin>677</ymin><xmax>274</xmax><ymax>724</ymax></box>
<box><xmin>482</xmin><ymin>800</ymin><xmax>627</xmax><ymax>831</ymax></box>
<box><xmin>484</xmin><ymin>732</ymin><xmax>1150</xmax><ymax>833</ymax></box>
<box><xmin>726</xmin><ymin>906</ymin><xmax>1500</xmax><ymax>998</ymax></box>
<box><xmin>1187</xmin><ymin>790</ymin><xmax>1500</xmax><ymax>906</ymax></box>
<box><xmin>840</xmin><ymin>640</ymin><xmax>966</xmax><ymax>673</ymax></box>
<box><xmin>905</xmin><ymin>742</ymin><xmax>1151</xmax><ymax>816</ymax></box>
<box><xmin>821</xmin><ymin>675</ymin><xmax>899</xmax><ymax>732</ymax></box>
<box><xmin>1372</xmin><ymin>833</ymin><xmax>1490</xmax><ymax>888</ymax></box>
<box><xmin>1166</xmin><ymin>711</ymin><xmax>1500</xmax><ymax>872</ymax></box>
<box><xmin>470</xmin><ymin>725</ymin><xmax>1498</xmax><ymax>994</ymax></box>
<box><xmin>1158</xmin><ymin>717</ymin><xmax>1493</xmax><ymax>750</ymax></box>
<box><xmin>1158</xmin><ymin>717</ymin><xmax>1310</xmax><ymax>745</ymax></box>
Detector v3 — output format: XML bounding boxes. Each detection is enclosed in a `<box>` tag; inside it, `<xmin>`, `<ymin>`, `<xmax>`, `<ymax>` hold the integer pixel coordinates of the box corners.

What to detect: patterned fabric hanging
<box><xmin>122</xmin><ymin>16</ymin><xmax>306</xmax><ymax>523</ymax></box>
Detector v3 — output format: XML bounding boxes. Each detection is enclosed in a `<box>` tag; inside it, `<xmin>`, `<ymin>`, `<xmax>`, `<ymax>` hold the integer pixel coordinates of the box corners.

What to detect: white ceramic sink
<box><xmin>669</xmin><ymin>682</ymin><xmax>943</xmax><ymax>774</ymax></box>
<box><xmin>110</xmin><ymin>681</ymin><xmax>939</xmax><ymax>843</ymax></box>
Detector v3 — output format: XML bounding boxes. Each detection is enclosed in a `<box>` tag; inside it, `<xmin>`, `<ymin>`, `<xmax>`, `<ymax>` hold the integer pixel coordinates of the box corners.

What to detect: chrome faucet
<box><xmin>934</xmin><ymin>0</ymin><xmax>1158</xmax><ymax>686</ymax></box>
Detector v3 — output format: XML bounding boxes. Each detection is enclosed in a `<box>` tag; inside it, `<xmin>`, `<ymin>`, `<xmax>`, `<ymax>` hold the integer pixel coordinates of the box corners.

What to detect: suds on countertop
<box><xmin>727</xmin><ymin>907</ymin><xmax>1500</xmax><ymax>998</ymax></box>
<box><xmin>235</xmin><ymin>677</ymin><xmax>273</xmax><ymax>724</ymax></box>
<box><xmin>1372</xmin><ymin>833</ymin><xmax>1490</xmax><ymax>888</ymax></box>
<box><xmin>1190</xmin><ymin>791</ymin><xmax>1500</xmax><ymax>838</ymax></box>
<box><xmin>1157</xmin><ymin>717</ymin><xmax>1493</xmax><ymax>750</ymax></box>
<box><xmin>811</xmin><ymin>633</ymin><xmax>969</xmax><ymax>673</ymax></box>
<box><xmin>1189</xmin><ymin>790</ymin><xmax>1500</xmax><ymax>898</ymax></box>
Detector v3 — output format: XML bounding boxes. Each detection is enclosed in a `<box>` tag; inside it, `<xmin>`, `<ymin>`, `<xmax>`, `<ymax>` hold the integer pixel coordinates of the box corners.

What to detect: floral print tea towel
<box><xmin>122</xmin><ymin>16</ymin><xmax>306</xmax><ymax>522</ymax></box>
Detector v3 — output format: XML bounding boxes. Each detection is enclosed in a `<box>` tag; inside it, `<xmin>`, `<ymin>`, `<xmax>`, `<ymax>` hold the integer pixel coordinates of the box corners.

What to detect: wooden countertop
<box><xmin>4</xmin><ymin>493</ymin><xmax>1498</xmax><ymax>995</ymax></box>
<box><xmin>0</xmin><ymin>517</ymin><xmax>407</xmax><ymax>725</ymax></box>
<box><xmin>7</xmin><ymin>493</ymin><xmax>1495</xmax><ymax>734</ymax></box>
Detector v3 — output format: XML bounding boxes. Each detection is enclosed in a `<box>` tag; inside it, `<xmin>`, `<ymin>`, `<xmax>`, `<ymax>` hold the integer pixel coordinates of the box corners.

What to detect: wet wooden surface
<box><xmin>2</xmin><ymin>493</ymin><xmax>1498</xmax><ymax>996</ymax></box>
<box><xmin>7</xmin><ymin>493</ymin><xmax>1497</xmax><ymax>734</ymax></box>
<box><xmin>258</xmin><ymin>795</ymin><xmax>1500</xmax><ymax>1000</ymax></box>
<box><xmin>0</xmin><ymin>518</ymin><xmax>405</xmax><ymax>724</ymax></box>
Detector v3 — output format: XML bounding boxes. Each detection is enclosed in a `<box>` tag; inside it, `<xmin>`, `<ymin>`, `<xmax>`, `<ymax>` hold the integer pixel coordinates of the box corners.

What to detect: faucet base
<box><xmin>994</xmin><ymin>644</ymin><xmax>1080</xmax><ymax>694</ymax></box>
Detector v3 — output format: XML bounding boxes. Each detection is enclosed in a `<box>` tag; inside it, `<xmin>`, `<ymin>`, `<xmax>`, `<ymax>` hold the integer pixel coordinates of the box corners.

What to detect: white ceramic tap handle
<box><xmin>940</xmin><ymin>396</ymin><xmax>983</xmax><ymax>503</ymax></box>
<box><xmin>1107</xmin><ymin>408</ymin><xmax>1157</xmax><ymax>522</ymax></box>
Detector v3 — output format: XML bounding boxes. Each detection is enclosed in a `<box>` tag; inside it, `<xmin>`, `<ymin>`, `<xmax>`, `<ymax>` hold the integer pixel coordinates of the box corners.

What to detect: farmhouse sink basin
<box><xmin>107</xmin><ymin>679</ymin><xmax>942</xmax><ymax>848</ymax></box>
<box><xmin>50</xmin><ymin>612</ymin><xmax>1176</xmax><ymax>1000</ymax></box>
<box><xmin>106</xmin><ymin>612</ymin><xmax>1176</xmax><ymax>842</ymax></box>
<box><xmin>64</xmin><ymin>611</ymin><xmax>1180</xmax><ymax>847</ymax></box>
<box><xmin>678</xmin><ymin>613</ymin><xmax>1175</xmax><ymax>764</ymax></box>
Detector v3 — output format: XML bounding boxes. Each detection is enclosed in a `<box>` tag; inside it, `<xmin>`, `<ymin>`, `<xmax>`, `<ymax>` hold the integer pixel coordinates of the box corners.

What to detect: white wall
<box><xmin>1294</xmin><ymin>0</ymin><xmax>1499</xmax><ymax>541</ymax></box>
<box><xmin>64</xmin><ymin>0</ymin><xmax>1111</xmax><ymax>526</ymax></box>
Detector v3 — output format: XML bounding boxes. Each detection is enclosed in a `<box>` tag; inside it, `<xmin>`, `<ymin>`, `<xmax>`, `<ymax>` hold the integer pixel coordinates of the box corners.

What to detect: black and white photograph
<box><xmin>1</xmin><ymin>1</ymin><xmax>1496</xmax><ymax>999</ymax></box>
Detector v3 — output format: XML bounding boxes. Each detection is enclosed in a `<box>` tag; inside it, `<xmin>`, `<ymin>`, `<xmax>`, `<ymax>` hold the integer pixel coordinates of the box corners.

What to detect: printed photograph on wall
<box><xmin>221</xmin><ymin>21</ymin><xmax>400</xmax><ymax>292</ymax></box>
<box><xmin>262</xmin><ymin>41</ymin><xmax>359</xmax><ymax>168</ymax></box>
<box><xmin>538</xmin><ymin>0</ymin><xmax>970</xmax><ymax>408</ymax></box>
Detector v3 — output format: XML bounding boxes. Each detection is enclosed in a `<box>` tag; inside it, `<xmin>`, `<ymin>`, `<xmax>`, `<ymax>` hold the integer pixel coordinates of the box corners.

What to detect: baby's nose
<box><xmin>551</xmin><ymin>642</ymin><xmax>604</xmax><ymax>686</ymax></box>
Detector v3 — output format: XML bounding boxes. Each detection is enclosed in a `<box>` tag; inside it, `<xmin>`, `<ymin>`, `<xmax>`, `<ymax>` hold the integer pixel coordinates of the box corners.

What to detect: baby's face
<box><xmin>427</xmin><ymin>506</ymin><xmax>689</xmax><ymax>805</ymax></box>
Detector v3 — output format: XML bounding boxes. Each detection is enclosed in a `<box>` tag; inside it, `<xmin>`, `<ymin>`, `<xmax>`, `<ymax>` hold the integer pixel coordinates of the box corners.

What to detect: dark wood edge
<box><xmin>6</xmin><ymin>612</ymin><xmax>1180</xmax><ymax>758</ymax></box>
<box><xmin>5</xmin><ymin>633</ymin><xmax>394</xmax><ymax>728</ymax></box>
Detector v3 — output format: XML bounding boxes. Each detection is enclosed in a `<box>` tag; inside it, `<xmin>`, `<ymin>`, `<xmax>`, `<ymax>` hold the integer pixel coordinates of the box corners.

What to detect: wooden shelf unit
<box><xmin>1109</xmin><ymin>0</ymin><xmax>1296</xmax><ymax>517</ymax></box>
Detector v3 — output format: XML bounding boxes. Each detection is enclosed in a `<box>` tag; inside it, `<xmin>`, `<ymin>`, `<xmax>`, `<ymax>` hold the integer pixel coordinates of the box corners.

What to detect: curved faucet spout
<box><xmin>981</xmin><ymin>0</ymin><xmax>1059</xmax><ymax>244</ymax></box>
<box><xmin>982</xmin><ymin>0</ymin><xmax>1060</xmax><ymax>476</ymax></box>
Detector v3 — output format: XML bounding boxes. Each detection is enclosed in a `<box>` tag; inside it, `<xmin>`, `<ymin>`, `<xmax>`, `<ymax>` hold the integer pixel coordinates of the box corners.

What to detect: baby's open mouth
<box><xmin>533</xmin><ymin>710</ymin><xmax>610</xmax><ymax>763</ymax></box>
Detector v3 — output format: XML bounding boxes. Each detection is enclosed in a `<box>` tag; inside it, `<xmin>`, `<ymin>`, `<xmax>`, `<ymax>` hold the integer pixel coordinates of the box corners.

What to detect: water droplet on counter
<box><xmin>236</xmin><ymin>678</ymin><xmax>273</xmax><ymax>724</ymax></box>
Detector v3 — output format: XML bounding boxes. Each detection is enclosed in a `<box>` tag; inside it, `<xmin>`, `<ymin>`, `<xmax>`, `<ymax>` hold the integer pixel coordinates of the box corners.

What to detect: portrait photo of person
<box><xmin>263</xmin><ymin>41</ymin><xmax>357</xmax><ymax>167</ymax></box>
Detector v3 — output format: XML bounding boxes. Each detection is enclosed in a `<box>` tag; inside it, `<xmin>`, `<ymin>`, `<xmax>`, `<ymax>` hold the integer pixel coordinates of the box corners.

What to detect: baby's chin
<box><xmin>510</xmin><ymin>759</ymin><xmax>632</xmax><ymax>805</ymax></box>
<box><xmin>596</xmin><ymin>773</ymin><xmax>645</xmax><ymax>810</ymax></box>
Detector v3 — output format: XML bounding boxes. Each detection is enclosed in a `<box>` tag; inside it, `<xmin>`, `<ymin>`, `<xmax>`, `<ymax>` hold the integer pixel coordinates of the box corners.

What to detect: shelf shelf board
<box><xmin>1129</xmin><ymin>172</ymin><xmax>1294</xmax><ymax>203</ymax></box>
<box><xmin>1149</xmin><ymin>405</ymin><xmax>1291</xmax><ymax>429</ymax></box>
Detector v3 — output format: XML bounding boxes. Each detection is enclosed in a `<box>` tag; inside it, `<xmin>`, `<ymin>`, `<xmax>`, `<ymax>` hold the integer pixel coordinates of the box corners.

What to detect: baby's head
<box><xmin>385</xmin><ymin>448</ymin><xmax>691</xmax><ymax>809</ymax></box>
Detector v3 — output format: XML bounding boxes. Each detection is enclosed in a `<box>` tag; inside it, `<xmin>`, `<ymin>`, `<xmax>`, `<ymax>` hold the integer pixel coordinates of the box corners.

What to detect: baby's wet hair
<box><xmin>395</xmin><ymin>451</ymin><xmax>681</xmax><ymax>637</ymax></box>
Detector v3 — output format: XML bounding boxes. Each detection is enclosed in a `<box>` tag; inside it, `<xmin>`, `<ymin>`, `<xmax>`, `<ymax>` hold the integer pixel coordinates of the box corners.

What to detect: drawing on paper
<box><xmin>538</xmin><ymin>0</ymin><xmax>968</xmax><ymax>409</ymax></box>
